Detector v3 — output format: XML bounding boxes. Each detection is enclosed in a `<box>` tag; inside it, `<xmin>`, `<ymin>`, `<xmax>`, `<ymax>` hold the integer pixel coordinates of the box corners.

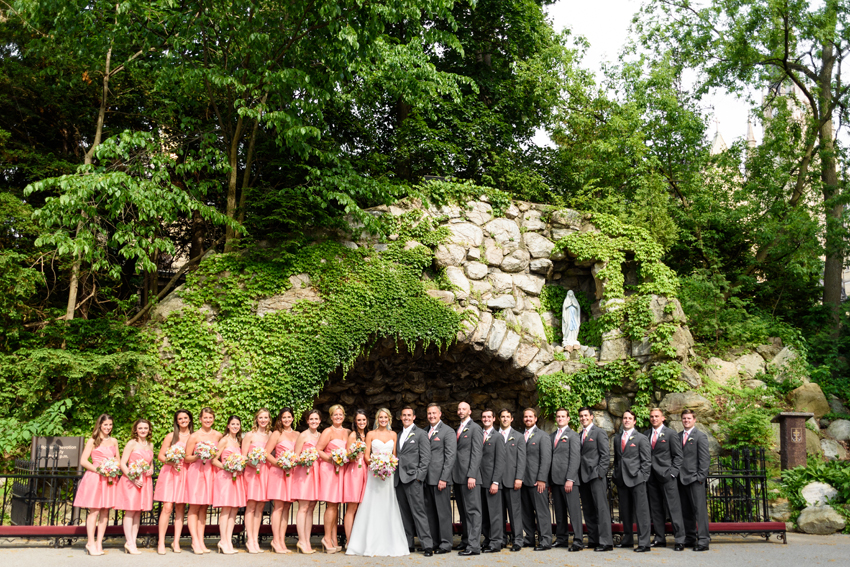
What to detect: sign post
<box><xmin>771</xmin><ymin>412</ymin><xmax>814</xmax><ymax>470</ymax></box>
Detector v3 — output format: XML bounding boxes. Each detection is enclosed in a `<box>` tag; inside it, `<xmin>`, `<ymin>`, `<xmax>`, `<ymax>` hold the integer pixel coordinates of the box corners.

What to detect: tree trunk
<box><xmin>224</xmin><ymin>115</ymin><xmax>245</xmax><ymax>252</ymax></box>
<box><xmin>190</xmin><ymin>209</ymin><xmax>205</xmax><ymax>260</ymax></box>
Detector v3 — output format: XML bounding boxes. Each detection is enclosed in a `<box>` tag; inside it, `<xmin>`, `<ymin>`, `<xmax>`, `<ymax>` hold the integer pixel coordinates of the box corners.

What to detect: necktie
<box><xmin>502</xmin><ymin>430</ymin><xmax>508</xmax><ymax>442</ymax></box>
<box><xmin>621</xmin><ymin>431</ymin><xmax>628</xmax><ymax>451</ymax></box>
<box><xmin>682</xmin><ymin>431</ymin><xmax>689</xmax><ymax>447</ymax></box>
<box><xmin>524</xmin><ymin>429</ymin><xmax>530</xmax><ymax>442</ymax></box>
<box><xmin>581</xmin><ymin>428</ymin><xmax>587</xmax><ymax>445</ymax></box>
<box><xmin>429</xmin><ymin>426</ymin><xmax>435</xmax><ymax>439</ymax></box>
<box><xmin>554</xmin><ymin>428</ymin><xmax>562</xmax><ymax>447</ymax></box>
<box><xmin>652</xmin><ymin>429</ymin><xmax>658</xmax><ymax>449</ymax></box>
<box><xmin>457</xmin><ymin>421</ymin><xmax>464</xmax><ymax>440</ymax></box>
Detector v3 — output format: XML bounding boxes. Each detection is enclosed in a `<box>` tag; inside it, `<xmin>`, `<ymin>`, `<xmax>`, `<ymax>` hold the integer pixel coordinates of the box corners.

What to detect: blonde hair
<box><xmin>373</xmin><ymin>408</ymin><xmax>392</xmax><ymax>430</ymax></box>
<box><xmin>328</xmin><ymin>404</ymin><xmax>346</xmax><ymax>421</ymax></box>
<box><xmin>253</xmin><ymin>408</ymin><xmax>271</xmax><ymax>432</ymax></box>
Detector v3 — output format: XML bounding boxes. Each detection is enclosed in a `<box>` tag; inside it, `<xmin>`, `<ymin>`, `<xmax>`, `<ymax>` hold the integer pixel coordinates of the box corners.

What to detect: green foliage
<box><xmin>409</xmin><ymin>179</ymin><xmax>513</xmax><ymax>217</ymax></box>
<box><xmin>537</xmin><ymin>285</ymin><xmax>568</xmax><ymax>344</ymax></box>
<box><xmin>537</xmin><ymin>359</ymin><xmax>637</xmax><ymax>419</ymax></box>
<box><xmin>780</xmin><ymin>458</ymin><xmax>850</xmax><ymax>528</ymax></box>
<box><xmin>0</xmin><ymin>399</ymin><xmax>72</xmax><ymax>456</ymax></box>
<box><xmin>717</xmin><ymin>409</ymin><xmax>774</xmax><ymax>451</ymax></box>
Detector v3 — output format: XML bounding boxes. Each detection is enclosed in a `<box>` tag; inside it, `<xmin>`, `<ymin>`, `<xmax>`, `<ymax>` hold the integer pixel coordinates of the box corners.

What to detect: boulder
<box><xmin>519</xmin><ymin>311</ymin><xmax>547</xmax><ymax>341</ymax></box>
<box><xmin>770</xmin><ymin>346</ymin><xmax>798</xmax><ymax>371</ymax></box>
<box><xmin>256</xmin><ymin>275</ymin><xmax>322</xmax><ymax>317</ymax></box>
<box><xmin>756</xmin><ymin>338</ymin><xmax>784</xmax><ymax>361</ymax></box>
<box><xmin>631</xmin><ymin>336</ymin><xmax>652</xmax><ymax>358</ymax></box>
<box><xmin>445</xmin><ymin>266</ymin><xmax>471</xmax><ymax>299</ymax></box>
<box><xmin>464</xmin><ymin>261</ymin><xmax>488</xmax><ymax>280</ymax></box>
<box><xmin>648</xmin><ymin>295</ymin><xmax>686</xmax><ymax>324</ymax></box>
<box><xmin>769</xmin><ymin>498</ymin><xmax>792</xmax><ymax>522</ymax></box>
<box><xmin>501</xmin><ymin>249</ymin><xmax>531</xmax><ymax>273</ymax></box>
<box><xmin>680</xmin><ymin>365</ymin><xmax>702</xmax><ymax>388</ymax></box>
<box><xmin>607</xmin><ymin>396</ymin><xmax>630</xmax><ymax>417</ymax></box>
<box><xmin>829</xmin><ymin>395</ymin><xmax>850</xmax><ymax>416</ymax></box>
<box><xmin>802</xmin><ymin>482</ymin><xmax>838</xmax><ymax>506</ymax></box>
<box><xmin>482</xmin><ymin>238</ymin><xmax>503</xmax><ymax>266</ymax></box>
<box><xmin>550</xmin><ymin>208</ymin><xmax>582</xmax><ymax>228</ymax></box>
<box><xmin>403</xmin><ymin>240</ymin><xmax>426</xmax><ymax>251</ymax></box>
<box><xmin>487</xmin><ymin>295</ymin><xmax>516</xmax><ymax>310</ymax></box>
<box><xmin>521</xmin><ymin>210</ymin><xmax>547</xmax><ymax>231</ymax></box>
<box><xmin>466</xmin><ymin>246</ymin><xmax>480</xmax><ymax>260</ymax></box>
<box><xmin>821</xmin><ymin>439</ymin><xmax>848</xmax><ymax>461</ymax></box>
<box><xmin>471</xmin><ymin>312</ymin><xmax>494</xmax><ymax>346</ymax></box>
<box><xmin>659</xmin><ymin>392</ymin><xmax>714</xmax><ymax>420</ymax></box>
<box><xmin>806</xmin><ymin>429</ymin><xmax>822</xmax><ymax>456</ymax></box>
<box><xmin>826</xmin><ymin>419</ymin><xmax>850</xmax><ymax>441</ymax></box>
<box><xmin>151</xmin><ymin>286</ymin><xmax>189</xmax><ymax>321</ymax></box>
<box><xmin>496</xmin><ymin>330</ymin><xmax>522</xmax><ymax>361</ymax></box>
<box><xmin>592</xmin><ymin>411</ymin><xmax>616</xmax><ymax>436</ymax></box>
<box><xmin>797</xmin><ymin>505</ymin><xmax>846</xmax><ymax>535</ymax></box>
<box><xmin>735</xmin><ymin>353</ymin><xmax>766</xmax><ymax>378</ymax></box>
<box><xmin>486</xmin><ymin>320</ymin><xmax>508</xmax><ymax>355</ymax></box>
<box><xmin>465</xmin><ymin>200</ymin><xmax>492</xmax><ymax>225</ymax></box>
<box><xmin>669</xmin><ymin>326</ymin><xmax>695</xmax><ymax>359</ymax></box>
<box><xmin>512</xmin><ymin>274</ymin><xmax>544</xmax><ymax>296</ymax></box>
<box><xmin>504</xmin><ymin>204</ymin><xmax>520</xmax><ymax>219</ymax></box>
<box><xmin>484</xmin><ymin>218</ymin><xmax>521</xmax><ymax>246</ymax></box>
<box><xmin>449</xmin><ymin>222</ymin><xmax>484</xmax><ymax>247</ymax></box>
<box><xmin>434</xmin><ymin>243</ymin><xmax>466</xmax><ymax>268</ymax></box>
<box><xmin>705</xmin><ymin>357</ymin><xmax>738</xmax><ymax>386</ymax></box>
<box><xmin>742</xmin><ymin>379</ymin><xmax>767</xmax><ymax>390</ymax></box>
<box><xmin>470</xmin><ymin>280</ymin><xmax>492</xmax><ymax>296</ymax></box>
<box><xmin>512</xmin><ymin>342</ymin><xmax>540</xmax><ymax>371</ymax></box>
<box><xmin>523</xmin><ymin>232</ymin><xmax>555</xmax><ymax>258</ymax></box>
<box><xmin>529</xmin><ymin>258</ymin><xmax>553</xmax><ymax>275</ymax></box>
<box><xmin>425</xmin><ymin>290</ymin><xmax>455</xmax><ymax>304</ymax></box>
<box><xmin>599</xmin><ymin>329</ymin><xmax>629</xmax><ymax>362</ymax></box>
<box><xmin>488</xmin><ymin>271</ymin><xmax>513</xmax><ymax>294</ymax></box>
<box><xmin>790</xmin><ymin>383</ymin><xmax>830</xmax><ymax>419</ymax></box>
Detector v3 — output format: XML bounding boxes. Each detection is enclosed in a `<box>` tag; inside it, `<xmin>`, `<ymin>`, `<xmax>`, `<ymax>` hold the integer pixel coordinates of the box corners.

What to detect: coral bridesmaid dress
<box><xmin>318</xmin><ymin>439</ymin><xmax>346</xmax><ymax>503</ymax></box>
<box><xmin>115</xmin><ymin>448</ymin><xmax>154</xmax><ymax>511</ymax></box>
<box><xmin>343</xmin><ymin>442</ymin><xmax>368</xmax><ymax>503</ymax></box>
<box><xmin>153</xmin><ymin>441</ymin><xmax>186</xmax><ymax>503</ymax></box>
<box><xmin>212</xmin><ymin>447</ymin><xmax>246</xmax><ymax>508</ymax></box>
<box><xmin>73</xmin><ymin>444</ymin><xmax>118</xmax><ymax>509</ymax></box>
<box><xmin>243</xmin><ymin>442</ymin><xmax>269</xmax><ymax>502</ymax></box>
<box><xmin>289</xmin><ymin>440</ymin><xmax>320</xmax><ymax>501</ymax></box>
<box><xmin>266</xmin><ymin>438</ymin><xmax>295</xmax><ymax>502</ymax></box>
<box><xmin>185</xmin><ymin>446</ymin><xmax>215</xmax><ymax>506</ymax></box>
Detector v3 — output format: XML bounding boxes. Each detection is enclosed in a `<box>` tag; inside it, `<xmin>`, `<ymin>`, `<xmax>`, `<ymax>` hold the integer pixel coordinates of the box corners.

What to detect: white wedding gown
<box><xmin>345</xmin><ymin>438</ymin><xmax>409</xmax><ymax>557</ymax></box>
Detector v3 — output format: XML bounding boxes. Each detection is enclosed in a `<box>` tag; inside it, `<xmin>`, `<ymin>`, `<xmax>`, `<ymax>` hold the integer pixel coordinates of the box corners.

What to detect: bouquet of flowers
<box><xmin>165</xmin><ymin>445</ymin><xmax>186</xmax><ymax>472</ymax></box>
<box><xmin>348</xmin><ymin>439</ymin><xmax>366</xmax><ymax>468</ymax></box>
<box><xmin>275</xmin><ymin>450</ymin><xmax>297</xmax><ymax>477</ymax></box>
<box><xmin>194</xmin><ymin>441</ymin><xmax>217</xmax><ymax>464</ymax></box>
<box><xmin>247</xmin><ymin>447</ymin><xmax>266</xmax><ymax>475</ymax></box>
<box><xmin>127</xmin><ymin>459</ymin><xmax>151</xmax><ymax>482</ymax></box>
<box><xmin>298</xmin><ymin>447</ymin><xmax>319</xmax><ymax>475</ymax></box>
<box><xmin>222</xmin><ymin>453</ymin><xmax>247</xmax><ymax>481</ymax></box>
<box><xmin>330</xmin><ymin>447</ymin><xmax>349</xmax><ymax>473</ymax></box>
<box><xmin>96</xmin><ymin>458</ymin><xmax>121</xmax><ymax>485</ymax></box>
<box><xmin>369</xmin><ymin>452</ymin><xmax>398</xmax><ymax>481</ymax></box>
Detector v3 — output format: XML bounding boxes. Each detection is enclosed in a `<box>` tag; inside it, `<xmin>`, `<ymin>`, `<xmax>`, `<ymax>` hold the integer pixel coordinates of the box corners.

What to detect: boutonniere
<box><xmin>463</xmin><ymin>428</ymin><xmax>468</xmax><ymax>432</ymax></box>
<box><xmin>528</xmin><ymin>432</ymin><xmax>535</xmax><ymax>439</ymax></box>
<box><xmin>659</xmin><ymin>432</ymin><xmax>665</xmax><ymax>437</ymax></box>
<box><xmin>560</xmin><ymin>435</ymin><xmax>569</xmax><ymax>441</ymax></box>
<box><xmin>628</xmin><ymin>436</ymin><xmax>634</xmax><ymax>442</ymax></box>
<box><xmin>508</xmin><ymin>436</ymin><xmax>515</xmax><ymax>441</ymax></box>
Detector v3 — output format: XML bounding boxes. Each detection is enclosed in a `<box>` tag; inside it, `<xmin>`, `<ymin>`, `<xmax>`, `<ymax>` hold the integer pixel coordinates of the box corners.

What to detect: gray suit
<box><xmin>550</xmin><ymin>427</ymin><xmax>583</xmax><ymax>546</ymax></box>
<box><xmin>452</xmin><ymin>419</ymin><xmax>483</xmax><ymax>552</ymax></box>
<box><xmin>500</xmin><ymin>427</ymin><xmax>526</xmax><ymax>546</ymax></box>
<box><xmin>613</xmin><ymin>429</ymin><xmax>651</xmax><ymax>547</ymax></box>
<box><xmin>578</xmin><ymin>424</ymin><xmax>613</xmax><ymax>547</ymax></box>
<box><xmin>395</xmin><ymin>425</ymin><xmax>433</xmax><ymax>550</ymax></box>
<box><xmin>677</xmin><ymin>428</ymin><xmax>710</xmax><ymax>547</ymax></box>
<box><xmin>521</xmin><ymin>425</ymin><xmax>552</xmax><ymax>547</ymax></box>
<box><xmin>644</xmin><ymin>425</ymin><xmax>685</xmax><ymax>544</ymax></box>
<box><xmin>425</xmin><ymin>421</ymin><xmax>456</xmax><ymax>552</ymax></box>
<box><xmin>480</xmin><ymin>428</ymin><xmax>506</xmax><ymax>550</ymax></box>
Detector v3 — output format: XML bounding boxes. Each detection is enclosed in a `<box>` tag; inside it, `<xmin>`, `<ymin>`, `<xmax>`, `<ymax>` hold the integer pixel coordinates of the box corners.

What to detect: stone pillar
<box><xmin>771</xmin><ymin>412</ymin><xmax>814</xmax><ymax>470</ymax></box>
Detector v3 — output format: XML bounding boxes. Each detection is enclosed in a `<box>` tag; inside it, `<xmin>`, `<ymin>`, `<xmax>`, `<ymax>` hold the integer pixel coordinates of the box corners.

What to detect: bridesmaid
<box><xmin>73</xmin><ymin>414</ymin><xmax>119</xmax><ymax>556</ymax></box>
<box><xmin>153</xmin><ymin>409</ymin><xmax>193</xmax><ymax>554</ymax></box>
<box><xmin>212</xmin><ymin>415</ymin><xmax>246</xmax><ymax>554</ymax></box>
<box><xmin>290</xmin><ymin>409</ymin><xmax>322</xmax><ymax>554</ymax></box>
<box><xmin>115</xmin><ymin>419</ymin><xmax>155</xmax><ymax>555</ymax></box>
<box><xmin>265</xmin><ymin>407</ymin><xmax>298</xmax><ymax>554</ymax></box>
<box><xmin>184</xmin><ymin>407</ymin><xmax>222</xmax><ymax>554</ymax></box>
<box><xmin>316</xmin><ymin>404</ymin><xmax>350</xmax><ymax>553</ymax></box>
<box><xmin>342</xmin><ymin>409</ymin><xmax>369</xmax><ymax>545</ymax></box>
<box><xmin>242</xmin><ymin>408</ymin><xmax>271</xmax><ymax>554</ymax></box>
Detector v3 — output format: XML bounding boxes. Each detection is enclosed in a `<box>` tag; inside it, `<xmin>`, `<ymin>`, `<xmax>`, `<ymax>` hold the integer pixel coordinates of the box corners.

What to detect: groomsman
<box><xmin>498</xmin><ymin>408</ymin><xmax>526</xmax><ymax>551</ymax></box>
<box><xmin>678</xmin><ymin>409</ymin><xmax>711</xmax><ymax>551</ymax></box>
<box><xmin>521</xmin><ymin>408</ymin><xmax>552</xmax><ymax>551</ymax></box>
<box><xmin>644</xmin><ymin>408</ymin><xmax>685</xmax><ymax>550</ymax></box>
<box><xmin>453</xmin><ymin>401</ymin><xmax>484</xmax><ymax>556</ymax></box>
<box><xmin>479</xmin><ymin>409</ymin><xmax>506</xmax><ymax>553</ymax></box>
<box><xmin>612</xmin><ymin>409</ymin><xmax>652</xmax><ymax>552</ymax></box>
<box><xmin>395</xmin><ymin>406</ymin><xmax>434</xmax><ymax>556</ymax></box>
<box><xmin>425</xmin><ymin>403</ymin><xmax>456</xmax><ymax>554</ymax></box>
<box><xmin>577</xmin><ymin>406</ymin><xmax>613</xmax><ymax>551</ymax></box>
<box><xmin>549</xmin><ymin>408</ymin><xmax>583</xmax><ymax>551</ymax></box>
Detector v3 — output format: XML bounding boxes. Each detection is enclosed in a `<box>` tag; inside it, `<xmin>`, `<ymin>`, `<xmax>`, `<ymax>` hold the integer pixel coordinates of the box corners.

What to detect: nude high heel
<box><xmin>296</xmin><ymin>542</ymin><xmax>315</xmax><ymax>554</ymax></box>
<box><xmin>321</xmin><ymin>539</ymin><xmax>339</xmax><ymax>554</ymax></box>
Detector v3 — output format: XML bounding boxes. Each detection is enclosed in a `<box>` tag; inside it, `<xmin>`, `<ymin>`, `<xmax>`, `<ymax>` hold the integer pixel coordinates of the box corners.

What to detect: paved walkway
<box><xmin>1</xmin><ymin>533</ymin><xmax>848</xmax><ymax>566</ymax></box>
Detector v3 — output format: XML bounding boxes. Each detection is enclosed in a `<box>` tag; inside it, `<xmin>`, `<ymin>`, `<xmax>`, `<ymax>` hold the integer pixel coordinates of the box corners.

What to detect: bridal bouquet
<box><xmin>330</xmin><ymin>447</ymin><xmax>349</xmax><ymax>473</ymax></box>
<box><xmin>194</xmin><ymin>441</ymin><xmax>217</xmax><ymax>464</ymax></box>
<box><xmin>96</xmin><ymin>458</ymin><xmax>121</xmax><ymax>485</ymax></box>
<box><xmin>369</xmin><ymin>452</ymin><xmax>398</xmax><ymax>481</ymax></box>
<box><xmin>165</xmin><ymin>445</ymin><xmax>186</xmax><ymax>472</ymax></box>
<box><xmin>247</xmin><ymin>447</ymin><xmax>266</xmax><ymax>474</ymax></box>
<box><xmin>223</xmin><ymin>453</ymin><xmax>247</xmax><ymax>481</ymax></box>
<box><xmin>348</xmin><ymin>440</ymin><xmax>366</xmax><ymax>468</ymax></box>
<box><xmin>275</xmin><ymin>450</ymin><xmax>297</xmax><ymax>477</ymax></box>
<box><xmin>298</xmin><ymin>447</ymin><xmax>319</xmax><ymax>475</ymax></box>
<box><xmin>127</xmin><ymin>459</ymin><xmax>151</xmax><ymax>482</ymax></box>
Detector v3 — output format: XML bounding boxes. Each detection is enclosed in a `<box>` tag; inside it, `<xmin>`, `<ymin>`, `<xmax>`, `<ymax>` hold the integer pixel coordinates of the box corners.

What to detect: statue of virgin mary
<box><xmin>561</xmin><ymin>290</ymin><xmax>581</xmax><ymax>350</ymax></box>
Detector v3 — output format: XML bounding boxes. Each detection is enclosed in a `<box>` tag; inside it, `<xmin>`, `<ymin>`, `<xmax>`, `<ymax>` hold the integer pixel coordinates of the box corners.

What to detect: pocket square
<box><xmin>630</xmin><ymin>443</ymin><xmax>636</xmax><ymax>447</ymax></box>
<box><xmin>409</xmin><ymin>440</ymin><xmax>415</xmax><ymax>444</ymax></box>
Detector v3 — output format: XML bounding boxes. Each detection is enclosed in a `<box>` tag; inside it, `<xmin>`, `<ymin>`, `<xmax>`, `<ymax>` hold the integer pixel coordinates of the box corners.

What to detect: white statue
<box><xmin>562</xmin><ymin>290</ymin><xmax>581</xmax><ymax>350</ymax></box>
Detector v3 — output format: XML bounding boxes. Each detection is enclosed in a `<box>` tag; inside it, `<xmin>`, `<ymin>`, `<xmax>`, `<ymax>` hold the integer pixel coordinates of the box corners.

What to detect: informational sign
<box><xmin>30</xmin><ymin>436</ymin><xmax>85</xmax><ymax>468</ymax></box>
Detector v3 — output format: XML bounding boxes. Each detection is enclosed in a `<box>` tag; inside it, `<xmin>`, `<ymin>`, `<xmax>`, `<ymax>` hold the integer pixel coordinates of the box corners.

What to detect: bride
<box><xmin>345</xmin><ymin>408</ymin><xmax>409</xmax><ymax>557</ymax></box>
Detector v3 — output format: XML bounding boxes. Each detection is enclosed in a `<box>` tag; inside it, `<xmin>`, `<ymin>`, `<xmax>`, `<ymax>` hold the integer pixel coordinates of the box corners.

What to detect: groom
<box><xmin>395</xmin><ymin>406</ymin><xmax>434</xmax><ymax>557</ymax></box>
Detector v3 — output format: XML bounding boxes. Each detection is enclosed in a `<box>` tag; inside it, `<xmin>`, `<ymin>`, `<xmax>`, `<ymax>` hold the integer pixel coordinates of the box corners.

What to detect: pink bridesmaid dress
<box><xmin>73</xmin><ymin>444</ymin><xmax>118</xmax><ymax>509</ymax></box>
<box><xmin>243</xmin><ymin>442</ymin><xmax>269</xmax><ymax>502</ymax></box>
<box><xmin>115</xmin><ymin>448</ymin><xmax>154</xmax><ymax>511</ymax></box>
<box><xmin>185</xmin><ymin>447</ymin><xmax>215</xmax><ymax>505</ymax></box>
<box><xmin>212</xmin><ymin>447</ymin><xmax>246</xmax><ymax>508</ymax></box>
<box><xmin>288</xmin><ymin>440</ymin><xmax>320</xmax><ymax>501</ymax></box>
<box><xmin>153</xmin><ymin>441</ymin><xmax>186</xmax><ymax>503</ymax></box>
<box><xmin>342</xmin><ymin>442</ymin><xmax>368</xmax><ymax>503</ymax></box>
<box><xmin>318</xmin><ymin>439</ymin><xmax>346</xmax><ymax>503</ymax></box>
<box><xmin>266</xmin><ymin>438</ymin><xmax>295</xmax><ymax>502</ymax></box>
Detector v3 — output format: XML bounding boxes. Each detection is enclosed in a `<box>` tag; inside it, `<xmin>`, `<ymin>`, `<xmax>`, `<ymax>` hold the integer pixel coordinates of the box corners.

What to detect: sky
<box><xmin>537</xmin><ymin>0</ymin><xmax>757</xmax><ymax>147</ymax></box>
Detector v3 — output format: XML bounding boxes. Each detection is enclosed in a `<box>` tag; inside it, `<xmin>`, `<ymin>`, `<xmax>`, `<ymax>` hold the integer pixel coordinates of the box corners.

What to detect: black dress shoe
<box><xmin>594</xmin><ymin>545</ymin><xmax>613</xmax><ymax>552</ymax></box>
<box><xmin>409</xmin><ymin>547</ymin><xmax>416</xmax><ymax>552</ymax></box>
<box><xmin>634</xmin><ymin>546</ymin><xmax>651</xmax><ymax>552</ymax></box>
<box><xmin>453</xmin><ymin>543</ymin><xmax>466</xmax><ymax>550</ymax></box>
<box><xmin>650</xmin><ymin>540</ymin><xmax>667</xmax><ymax>548</ymax></box>
<box><xmin>568</xmin><ymin>544</ymin><xmax>583</xmax><ymax>552</ymax></box>
<box><xmin>587</xmin><ymin>542</ymin><xmax>599</xmax><ymax>549</ymax></box>
<box><xmin>458</xmin><ymin>549</ymin><xmax>480</xmax><ymax>556</ymax></box>
<box><xmin>693</xmin><ymin>545</ymin><xmax>709</xmax><ymax>552</ymax></box>
<box><xmin>674</xmin><ymin>544</ymin><xmax>685</xmax><ymax>551</ymax></box>
<box><xmin>615</xmin><ymin>542</ymin><xmax>633</xmax><ymax>548</ymax></box>
<box><xmin>422</xmin><ymin>549</ymin><xmax>433</xmax><ymax>557</ymax></box>
<box><xmin>510</xmin><ymin>544</ymin><xmax>522</xmax><ymax>552</ymax></box>
<box><xmin>434</xmin><ymin>548</ymin><xmax>450</xmax><ymax>555</ymax></box>
<box><xmin>533</xmin><ymin>545</ymin><xmax>551</xmax><ymax>551</ymax></box>
<box><xmin>483</xmin><ymin>548</ymin><xmax>500</xmax><ymax>553</ymax></box>
<box><xmin>683</xmin><ymin>541</ymin><xmax>695</xmax><ymax>548</ymax></box>
<box><xmin>551</xmin><ymin>541</ymin><xmax>568</xmax><ymax>548</ymax></box>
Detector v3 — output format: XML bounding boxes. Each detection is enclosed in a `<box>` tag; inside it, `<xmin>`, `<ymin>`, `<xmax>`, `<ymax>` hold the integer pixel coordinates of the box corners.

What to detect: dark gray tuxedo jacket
<box><xmin>678</xmin><ymin>428</ymin><xmax>710</xmax><ymax>485</ymax></box>
<box><xmin>643</xmin><ymin>425</ymin><xmax>682</xmax><ymax>479</ymax></box>
<box><xmin>613</xmin><ymin>429</ymin><xmax>651</xmax><ymax>487</ymax></box>
<box><xmin>480</xmin><ymin>428</ymin><xmax>506</xmax><ymax>487</ymax></box>
<box><xmin>501</xmin><ymin>427</ymin><xmax>526</xmax><ymax>485</ymax></box>
<box><xmin>452</xmin><ymin>420</ymin><xmax>483</xmax><ymax>484</ymax></box>
<box><xmin>522</xmin><ymin>425</ymin><xmax>551</xmax><ymax>486</ymax></box>
<box><xmin>579</xmin><ymin>424</ymin><xmax>609</xmax><ymax>483</ymax></box>
<box><xmin>426</xmin><ymin>421</ymin><xmax>457</xmax><ymax>485</ymax></box>
<box><xmin>395</xmin><ymin>425</ymin><xmax>431</xmax><ymax>486</ymax></box>
<box><xmin>549</xmin><ymin>427</ymin><xmax>580</xmax><ymax>486</ymax></box>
